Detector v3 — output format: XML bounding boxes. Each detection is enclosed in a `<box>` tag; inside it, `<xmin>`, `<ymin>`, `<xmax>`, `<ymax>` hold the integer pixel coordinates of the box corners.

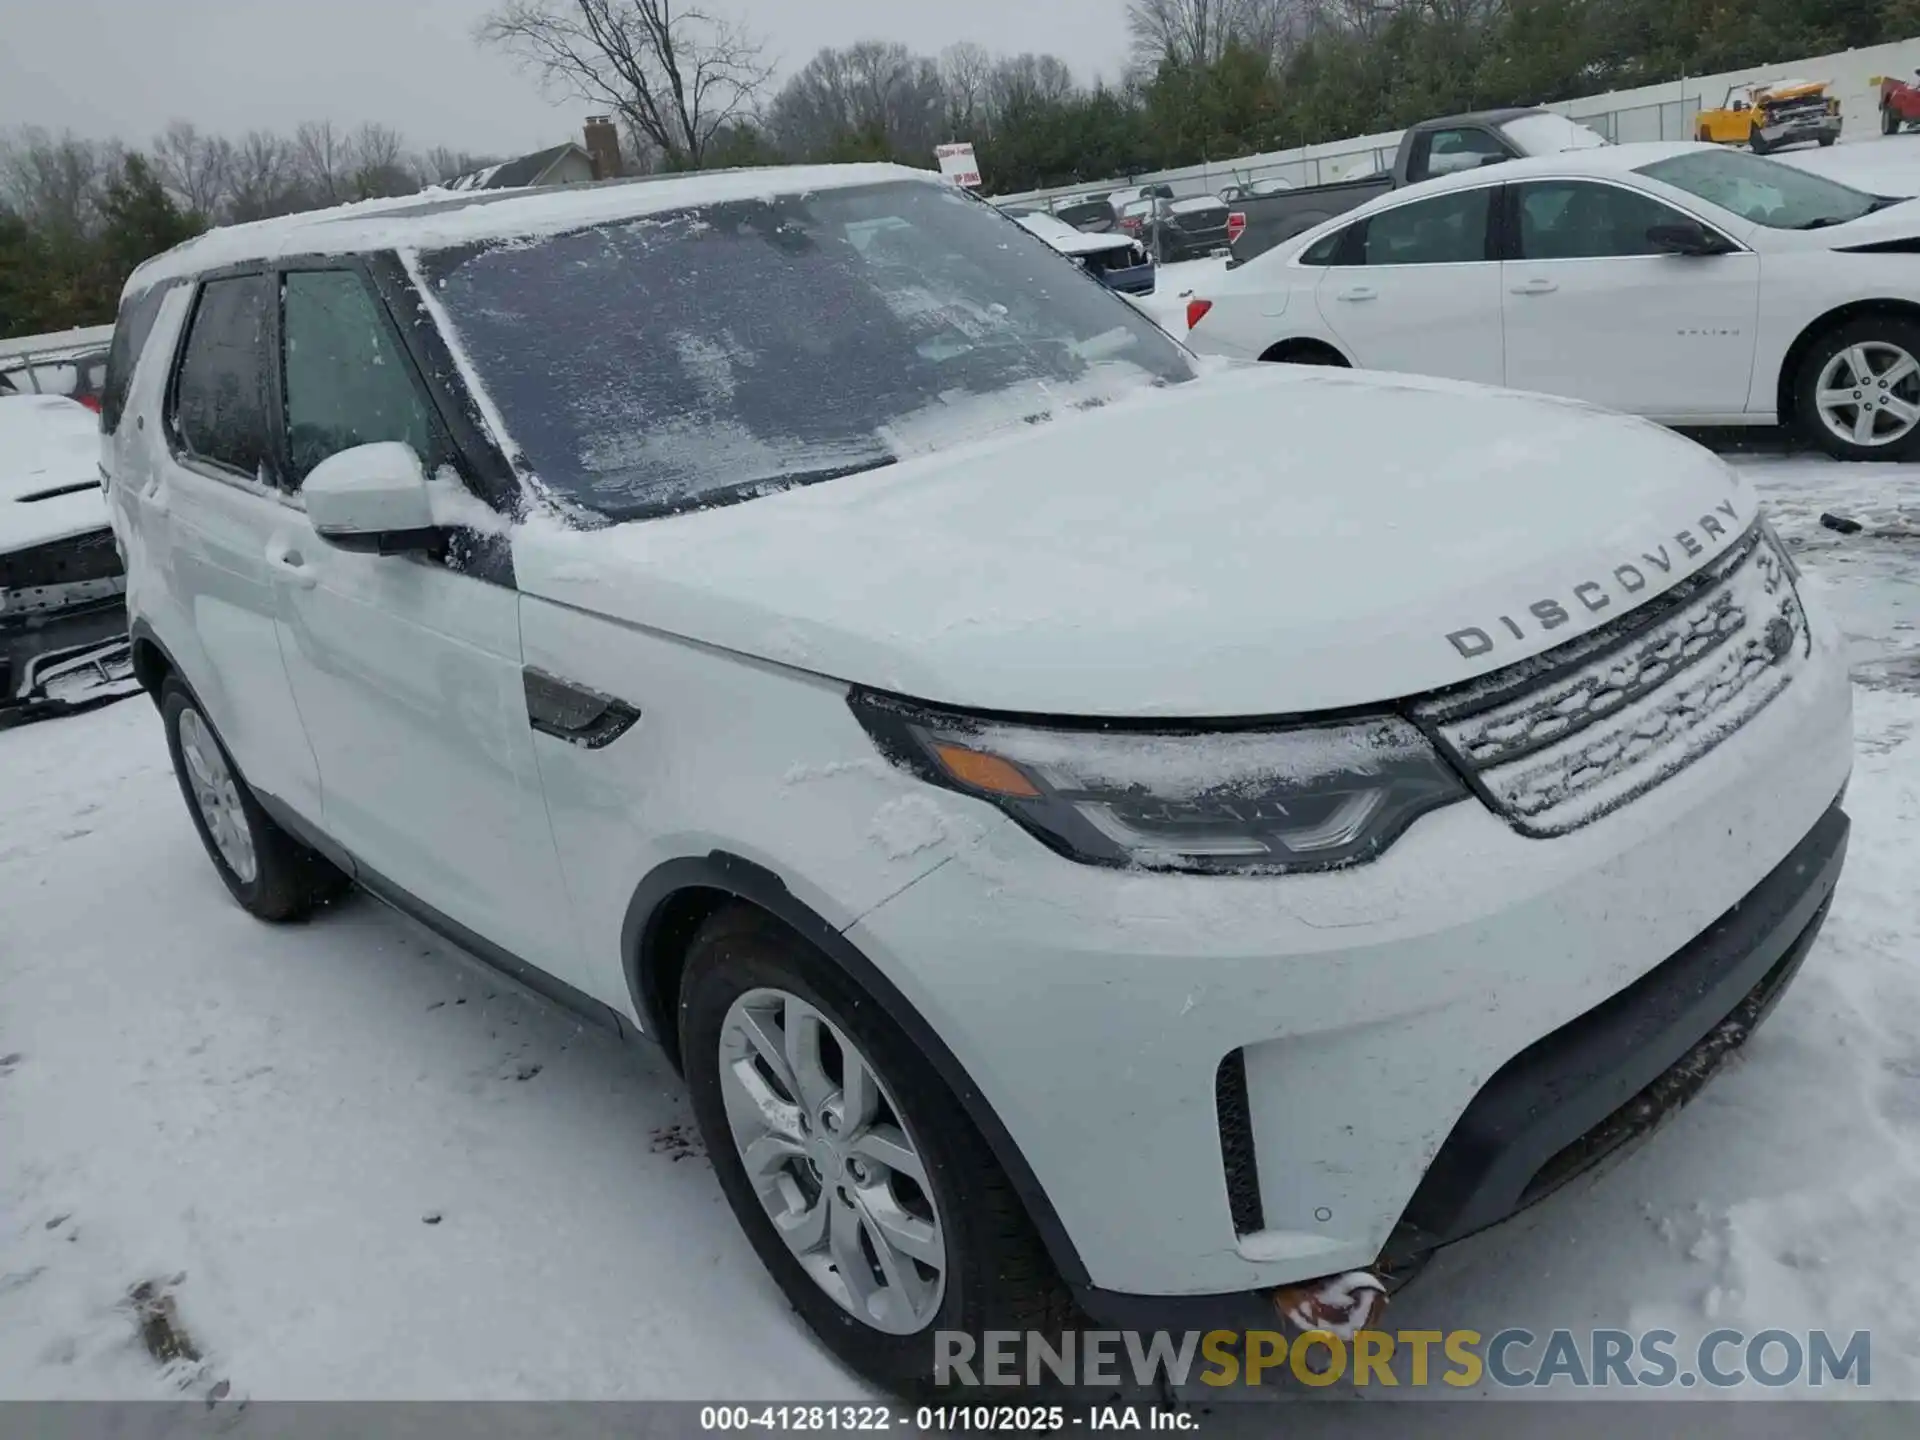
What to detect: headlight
<box><xmin>850</xmin><ymin>692</ymin><xmax>1467</xmax><ymax>873</ymax></box>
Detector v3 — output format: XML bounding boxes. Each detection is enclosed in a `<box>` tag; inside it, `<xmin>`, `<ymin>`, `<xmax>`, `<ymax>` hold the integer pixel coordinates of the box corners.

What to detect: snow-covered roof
<box><xmin>125</xmin><ymin>162</ymin><xmax>936</xmax><ymax>295</ymax></box>
<box><xmin>442</xmin><ymin>142</ymin><xmax>592</xmax><ymax>193</ymax></box>
<box><xmin>0</xmin><ymin>324</ymin><xmax>116</xmax><ymax>366</ymax></box>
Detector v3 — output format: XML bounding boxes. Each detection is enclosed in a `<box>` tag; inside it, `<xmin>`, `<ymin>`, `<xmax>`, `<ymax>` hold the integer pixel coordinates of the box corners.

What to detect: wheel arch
<box><xmin>622</xmin><ymin>851</ymin><xmax>1092</xmax><ymax>1288</ymax></box>
<box><xmin>1776</xmin><ymin>298</ymin><xmax>1920</xmax><ymax>425</ymax></box>
<box><xmin>1258</xmin><ymin>336</ymin><xmax>1352</xmax><ymax>366</ymax></box>
<box><xmin>129</xmin><ymin>618</ymin><xmax>179</xmax><ymax>710</ymax></box>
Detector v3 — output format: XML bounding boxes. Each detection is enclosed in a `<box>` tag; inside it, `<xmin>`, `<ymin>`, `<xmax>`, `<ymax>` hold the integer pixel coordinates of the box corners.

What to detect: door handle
<box><xmin>265</xmin><ymin>539</ymin><xmax>319</xmax><ymax>589</ymax></box>
<box><xmin>1335</xmin><ymin>286</ymin><xmax>1378</xmax><ymax>302</ymax></box>
<box><xmin>1510</xmin><ymin>278</ymin><xmax>1559</xmax><ymax>295</ymax></box>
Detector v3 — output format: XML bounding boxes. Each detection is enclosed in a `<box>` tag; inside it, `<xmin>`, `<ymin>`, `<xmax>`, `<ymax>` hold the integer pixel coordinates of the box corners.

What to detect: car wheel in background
<box><xmin>679</xmin><ymin>903</ymin><xmax>1074</xmax><ymax>1396</ymax></box>
<box><xmin>1794</xmin><ymin>317</ymin><xmax>1920</xmax><ymax>462</ymax></box>
<box><xmin>160</xmin><ymin>677</ymin><xmax>348</xmax><ymax>920</ymax></box>
<box><xmin>1884</xmin><ymin>107</ymin><xmax>1900</xmax><ymax>136</ymax></box>
<box><xmin>1749</xmin><ymin>126</ymin><xmax>1770</xmax><ymax>154</ymax></box>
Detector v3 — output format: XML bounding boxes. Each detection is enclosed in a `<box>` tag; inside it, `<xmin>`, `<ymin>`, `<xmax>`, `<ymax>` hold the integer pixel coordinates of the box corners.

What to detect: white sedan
<box><xmin>1182</xmin><ymin>141</ymin><xmax>1920</xmax><ymax>460</ymax></box>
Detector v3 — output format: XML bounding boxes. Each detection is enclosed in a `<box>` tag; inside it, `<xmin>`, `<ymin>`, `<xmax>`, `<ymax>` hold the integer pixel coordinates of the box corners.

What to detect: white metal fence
<box><xmin>994</xmin><ymin>35</ymin><xmax>1920</xmax><ymax>212</ymax></box>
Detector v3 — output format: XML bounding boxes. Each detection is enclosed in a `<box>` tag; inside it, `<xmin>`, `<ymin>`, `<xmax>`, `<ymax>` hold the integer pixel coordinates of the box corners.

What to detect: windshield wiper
<box><xmin>1796</xmin><ymin>215</ymin><xmax>1851</xmax><ymax>230</ymax></box>
<box><xmin>612</xmin><ymin>456</ymin><xmax>899</xmax><ymax>524</ymax></box>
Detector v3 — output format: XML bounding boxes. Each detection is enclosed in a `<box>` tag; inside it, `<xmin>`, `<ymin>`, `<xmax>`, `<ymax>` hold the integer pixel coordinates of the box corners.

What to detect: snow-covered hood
<box><xmin>0</xmin><ymin>395</ymin><xmax>108</xmax><ymax>553</ymax></box>
<box><xmin>1815</xmin><ymin>199</ymin><xmax>1920</xmax><ymax>245</ymax></box>
<box><xmin>1040</xmin><ymin>228</ymin><xmax>1140</xmax><ymax>260</ymax></box>
<box><xmin>514</xmin><ymin>364</ymin><xmax>1756</xmax><ymax>718</ymax></box>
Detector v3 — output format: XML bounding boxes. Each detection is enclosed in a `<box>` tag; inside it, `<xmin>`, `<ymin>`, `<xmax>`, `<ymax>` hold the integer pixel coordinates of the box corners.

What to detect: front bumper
<box><xmin>1102</xmin><ymin>262</ymin><xmax>1157</xmax><ymax>296</ymax></box>
<box><xmin>1758</xmin><ymin>114</ymin><xmax>1840</xmax><ymax>145</ymax></box>
<box><xmin>848</xmin><ymin>585</ymin><xmax>1854</xmax><ymax>1304</ymax></box>
<box><xmin>0</xmin><ymin>594</ymin><xmax>134</xmax><ymax>710</ymax></box>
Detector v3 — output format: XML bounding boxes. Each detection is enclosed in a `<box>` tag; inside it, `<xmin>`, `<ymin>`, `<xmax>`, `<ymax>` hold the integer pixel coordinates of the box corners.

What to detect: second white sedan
<box><xmin>1183</xmin><ymin>142</ymin><xmax>1920</xmax><ymax>460</ymax></box>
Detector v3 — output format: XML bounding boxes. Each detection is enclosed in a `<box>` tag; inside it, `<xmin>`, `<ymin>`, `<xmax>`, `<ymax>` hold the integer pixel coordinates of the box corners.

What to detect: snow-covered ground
<box><xmin>4</xmin><ymin>139</ymin><xmax>1920</xmax><ymax>1407</ymax></box>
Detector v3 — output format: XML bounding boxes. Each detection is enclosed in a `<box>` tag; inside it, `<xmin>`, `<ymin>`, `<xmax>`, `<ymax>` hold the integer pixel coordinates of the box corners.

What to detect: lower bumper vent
<box><xmin>1215</xmin><ymin>1049</ymin><xmax>1263</xmax><ymax>1236</ymax></box>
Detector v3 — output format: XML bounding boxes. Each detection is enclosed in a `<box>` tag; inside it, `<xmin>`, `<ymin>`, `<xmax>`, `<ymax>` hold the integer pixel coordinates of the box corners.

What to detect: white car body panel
<box><xmin>1189</xmin><ymin>142</ymin><xmax>1920</xmax><ymax>428</ymax></box>
<box><xmin>1315</xmin><ymin>258</ymin><xmax>1505</xmax><ymax>385</ymax></box>
<box><xmin>1500</xmin><ymin>250</ymin><xmax>1762</xmax><ymax>415</ymax></box>
<box><xmin>268</xmin><ymin>502</ymin><xmax>585</xmax><ymax>982</ymax></box>
<box><xmin>0</xmin><ymin>395</ymin><xmax>108</xmax><ymax>552</ymax></box>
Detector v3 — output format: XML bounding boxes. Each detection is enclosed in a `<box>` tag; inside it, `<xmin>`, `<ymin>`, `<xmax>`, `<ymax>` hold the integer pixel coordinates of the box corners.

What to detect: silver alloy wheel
<box><xmin>717</xmin><ymin>987</ymin><xmax>947</xmax><ymax>1334</ymax></box>
<box><xmin>1815</xmin><ymin>342</ymin><xmax>1920</xmax><ymax>448</ymax></box>
<box><xmin>178</xmin><ymin>708</ymin><xmax>258</xmax><ymax>884</ymax></box>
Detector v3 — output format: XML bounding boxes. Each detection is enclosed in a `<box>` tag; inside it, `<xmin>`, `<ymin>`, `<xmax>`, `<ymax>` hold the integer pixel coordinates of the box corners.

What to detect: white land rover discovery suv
<box><xmin>103</xmin><ymin>163</ymin><xmax>1853</xmax><ymax>1393</ymax></box>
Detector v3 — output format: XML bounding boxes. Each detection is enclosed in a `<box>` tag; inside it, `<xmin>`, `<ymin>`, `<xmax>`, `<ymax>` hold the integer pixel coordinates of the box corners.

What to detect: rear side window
<box><xmin>102</xmin><ymin>283</ymin><xmax>175</xmax><ymax>433</ymax></box>
<box><xmin>280</xmin><ymin>269</ymin><xmax>439</xmax><ymax>487</ymax></box>
<box><xmin>1417</xmin><ymin>127</ymin><xmax>1512</xmax><ymax>179</ymax></box>
<box><xmin>171</xmin><ymin>274</ymin><xmax>274</xmax><ymax>482</ymax></box>
<box><xmin>1300</xmin><ymin>228</ymin><xmax>1350</xmax><ymax>266</ymax></box>
<box><xmin>1355</xmin><ymin>188</ymin><xmax>1493</xmax><ymax>265</ymax></box>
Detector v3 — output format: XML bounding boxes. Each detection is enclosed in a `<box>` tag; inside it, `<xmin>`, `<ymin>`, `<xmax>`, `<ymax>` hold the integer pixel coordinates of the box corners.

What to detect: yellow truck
<box><xmin>1695</xmin><ymin>79</ymin><xmax>1841</xmax><ymax>154</ymax></box>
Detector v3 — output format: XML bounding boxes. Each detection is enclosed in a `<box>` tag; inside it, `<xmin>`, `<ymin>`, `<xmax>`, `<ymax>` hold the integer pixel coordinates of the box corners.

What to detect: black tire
<box><xmin>680</xmin><ymin>904</ymin><xmax>1076</xmax><ymax>1397</ymax></box>
<box><xmin>1749</xmin><ymin>126</ymin><xmax>1769</xmax><ymax>155</ymax></box>
<box><xmin>1885</xmin><ymin>106</ymin><xmax>1900</xmax><ymax>137</ymax></box>
<box><xmin>1260</xmin><ymin>341</ymin><xmax>1348</xmax><ymax>367</ymax></box>
<box><xmin>160</xmin><ymin>677</ymin><xmax>349</xmax><ymax>921</ymax></box>
<box><xmin>1819</xmin><ymin>134</ymin><xmax>1837</xmax><ymax>147</ymax></box>
<box><xmin>1697</xmin><ymin>126</ymin><xmax>1713</xmax><ymax>143</ymax></box>
<box><xmin>1792</xmin><ymin>315</ymin><xmax>1920</xmax><ymax>463</ymax></box>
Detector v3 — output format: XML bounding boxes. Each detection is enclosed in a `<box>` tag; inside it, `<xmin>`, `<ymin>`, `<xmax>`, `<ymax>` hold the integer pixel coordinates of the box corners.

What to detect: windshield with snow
<box><xmin>1637</xmin><ymin>149</ymin><xmax>1886</xmax><ymax>229</ymax></box>
<box><xmin>1498</xmin><ymin>113</ymin><xmax>1610</xmax><ymax>155</ymax></box>
<box><xmin>419</xmin><ymin>180</ymin><xmax>1195</xmax><ymax>523</ymax></box>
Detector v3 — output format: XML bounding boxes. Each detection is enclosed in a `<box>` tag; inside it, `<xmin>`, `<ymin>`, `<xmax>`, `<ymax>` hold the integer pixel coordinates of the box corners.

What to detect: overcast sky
<box><xmin>0</xmin><ymin>0</ymin><xmax>1133</xmax><ymax>158</ymax></box>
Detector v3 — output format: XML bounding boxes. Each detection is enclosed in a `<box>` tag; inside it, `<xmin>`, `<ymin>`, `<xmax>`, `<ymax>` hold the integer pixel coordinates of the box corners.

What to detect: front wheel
<box><xmin>1793</xmin><ymin>318</ymin><xmax>1920</xmax><ymax>462</ymax></box>
<box><xmin>1819</xmin><ymin>134</ymin><xmax>1837</xmax><ymax>147</ymax></box>
<box><xmin>1886</xmin><ymin>106</ymin><xmax>1900</xmax><ymax>136</ymax></box>
<box><xmin>680</xmin><ymin>905</ymin><xmax>1074</xmax><ymax>1396</ymax></box>
<box><xmin>1749</xmin><ymin>126</ymin><xmax>1770</xmax><ymax>155</ymax></box>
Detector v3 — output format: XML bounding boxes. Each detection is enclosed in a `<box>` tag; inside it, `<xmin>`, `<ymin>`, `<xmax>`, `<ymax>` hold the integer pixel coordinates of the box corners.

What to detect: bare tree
<box><xmin>151</xmin><ymin>121</ymin><xmax>232</xmax><ymax>216</ymax></box>
<box><xmin>226</xmin><ymin>130</ymin><xmax>301</xmax><ymax>221</ymax></box>
<box><xmin>987</xmin><ymin>53</ymin><xmax>1077</xmax><ymax>115</ymax></box>
<box><xmin>413</xmin><ymin>145</ymin><xmax>502</xmax><ymax>187</ymax></box>
<box><xmin>293</xmin><ymin>120</ymin><xmax>352</xmax><ymax>205</ymax></box>
<box><xmin>0</xmin><ymin>128</ymin><xmax>118</xmax><ymax>235</ymax></box>
<box><xmin>347</xmin><ymin>123</ymin><xmax>412</xmax><ymax>199</ymax></box>
<box><xmin>939</xmin><ymin>42</ymin><xmax>995</xmax><ymax>137</ymax></box>
<box><xmin>767</xmin><ymin>43</ymin><xmax>947</xmax><ymax>162</ymax></box>
<box><xmin>1128</xmin><ymin>0</ymin><xmax>1310</xmax><ymax>69</ymax></box>
<box><xmin>478</xmin><ymin>0</ymin><xmax>774</xmax><ymax>168</ymax></box>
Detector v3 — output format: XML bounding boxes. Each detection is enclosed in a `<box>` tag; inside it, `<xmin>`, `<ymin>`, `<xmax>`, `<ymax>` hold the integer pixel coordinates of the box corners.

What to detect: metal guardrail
<box><xmin>996</xmin><ymin>94</ymin><xmax>1711</xmax><ymax>213</ymax></box>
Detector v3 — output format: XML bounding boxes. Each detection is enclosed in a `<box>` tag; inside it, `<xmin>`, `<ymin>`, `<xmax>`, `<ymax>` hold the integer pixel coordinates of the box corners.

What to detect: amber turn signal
<box><xmin>931</xmin><ymin>743</ymin><xmax>1042</xmax><ymax>798</ymax></box>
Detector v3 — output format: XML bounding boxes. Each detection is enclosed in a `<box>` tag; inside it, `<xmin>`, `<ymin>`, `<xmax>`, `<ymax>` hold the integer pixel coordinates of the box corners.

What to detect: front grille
<box><xmin>1767</xmin><ymin>97</ymin><xmax>1827</xmax><ymax>120</ymax></box>
<box><xmin>1410</xmin><ymin>525</ymin><xmax>1809</xmax><ymax>836</ymax></box>
<box><xmin>1215</xmin><ymin>1049</ymin><xmax>1264</xmax><ymax>1236</ymax></box>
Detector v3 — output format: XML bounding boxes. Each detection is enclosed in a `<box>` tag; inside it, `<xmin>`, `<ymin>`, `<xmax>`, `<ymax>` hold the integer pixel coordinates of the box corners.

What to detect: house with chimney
<box><xmin>441</xmin><ymin>116</ymin><xmax>626</xmax><ymax>192</ymax></box>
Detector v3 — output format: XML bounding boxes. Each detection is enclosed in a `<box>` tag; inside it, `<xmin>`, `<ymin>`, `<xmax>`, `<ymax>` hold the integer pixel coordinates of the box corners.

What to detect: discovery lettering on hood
<box><xmin>1446</xmin><ymin>499</ymin><xmax>1745</xmax><ymax>661</ymax></box>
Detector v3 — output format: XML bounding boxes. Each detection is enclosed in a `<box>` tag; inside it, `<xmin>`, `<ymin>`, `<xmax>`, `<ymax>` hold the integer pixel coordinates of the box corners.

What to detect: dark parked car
<box><xmin>1014</xmin><ymin>213</ymin><xmax>1156</xmax><ymax>295</ymax></box>
<box><xmin>1119</xmin><ymin>195</ymin><xmax>1233</xmax><ymax>262</ymax></box>
<box><xmin>1052</xmin><ymin>194</ymin><xmax>1117</xmax><ymax>233</ymax></box>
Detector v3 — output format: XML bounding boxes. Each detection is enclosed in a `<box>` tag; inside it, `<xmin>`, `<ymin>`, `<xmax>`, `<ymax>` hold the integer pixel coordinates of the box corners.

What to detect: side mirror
<box><xmin>1647</xmin><ymin>221</ymin><xmax>1731</xmax><ymax>256</ymax></box>
<box><xmin>303</xmin><ymin>442</ymin><xmax>440</xmax><ymax>553</ymax></box>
